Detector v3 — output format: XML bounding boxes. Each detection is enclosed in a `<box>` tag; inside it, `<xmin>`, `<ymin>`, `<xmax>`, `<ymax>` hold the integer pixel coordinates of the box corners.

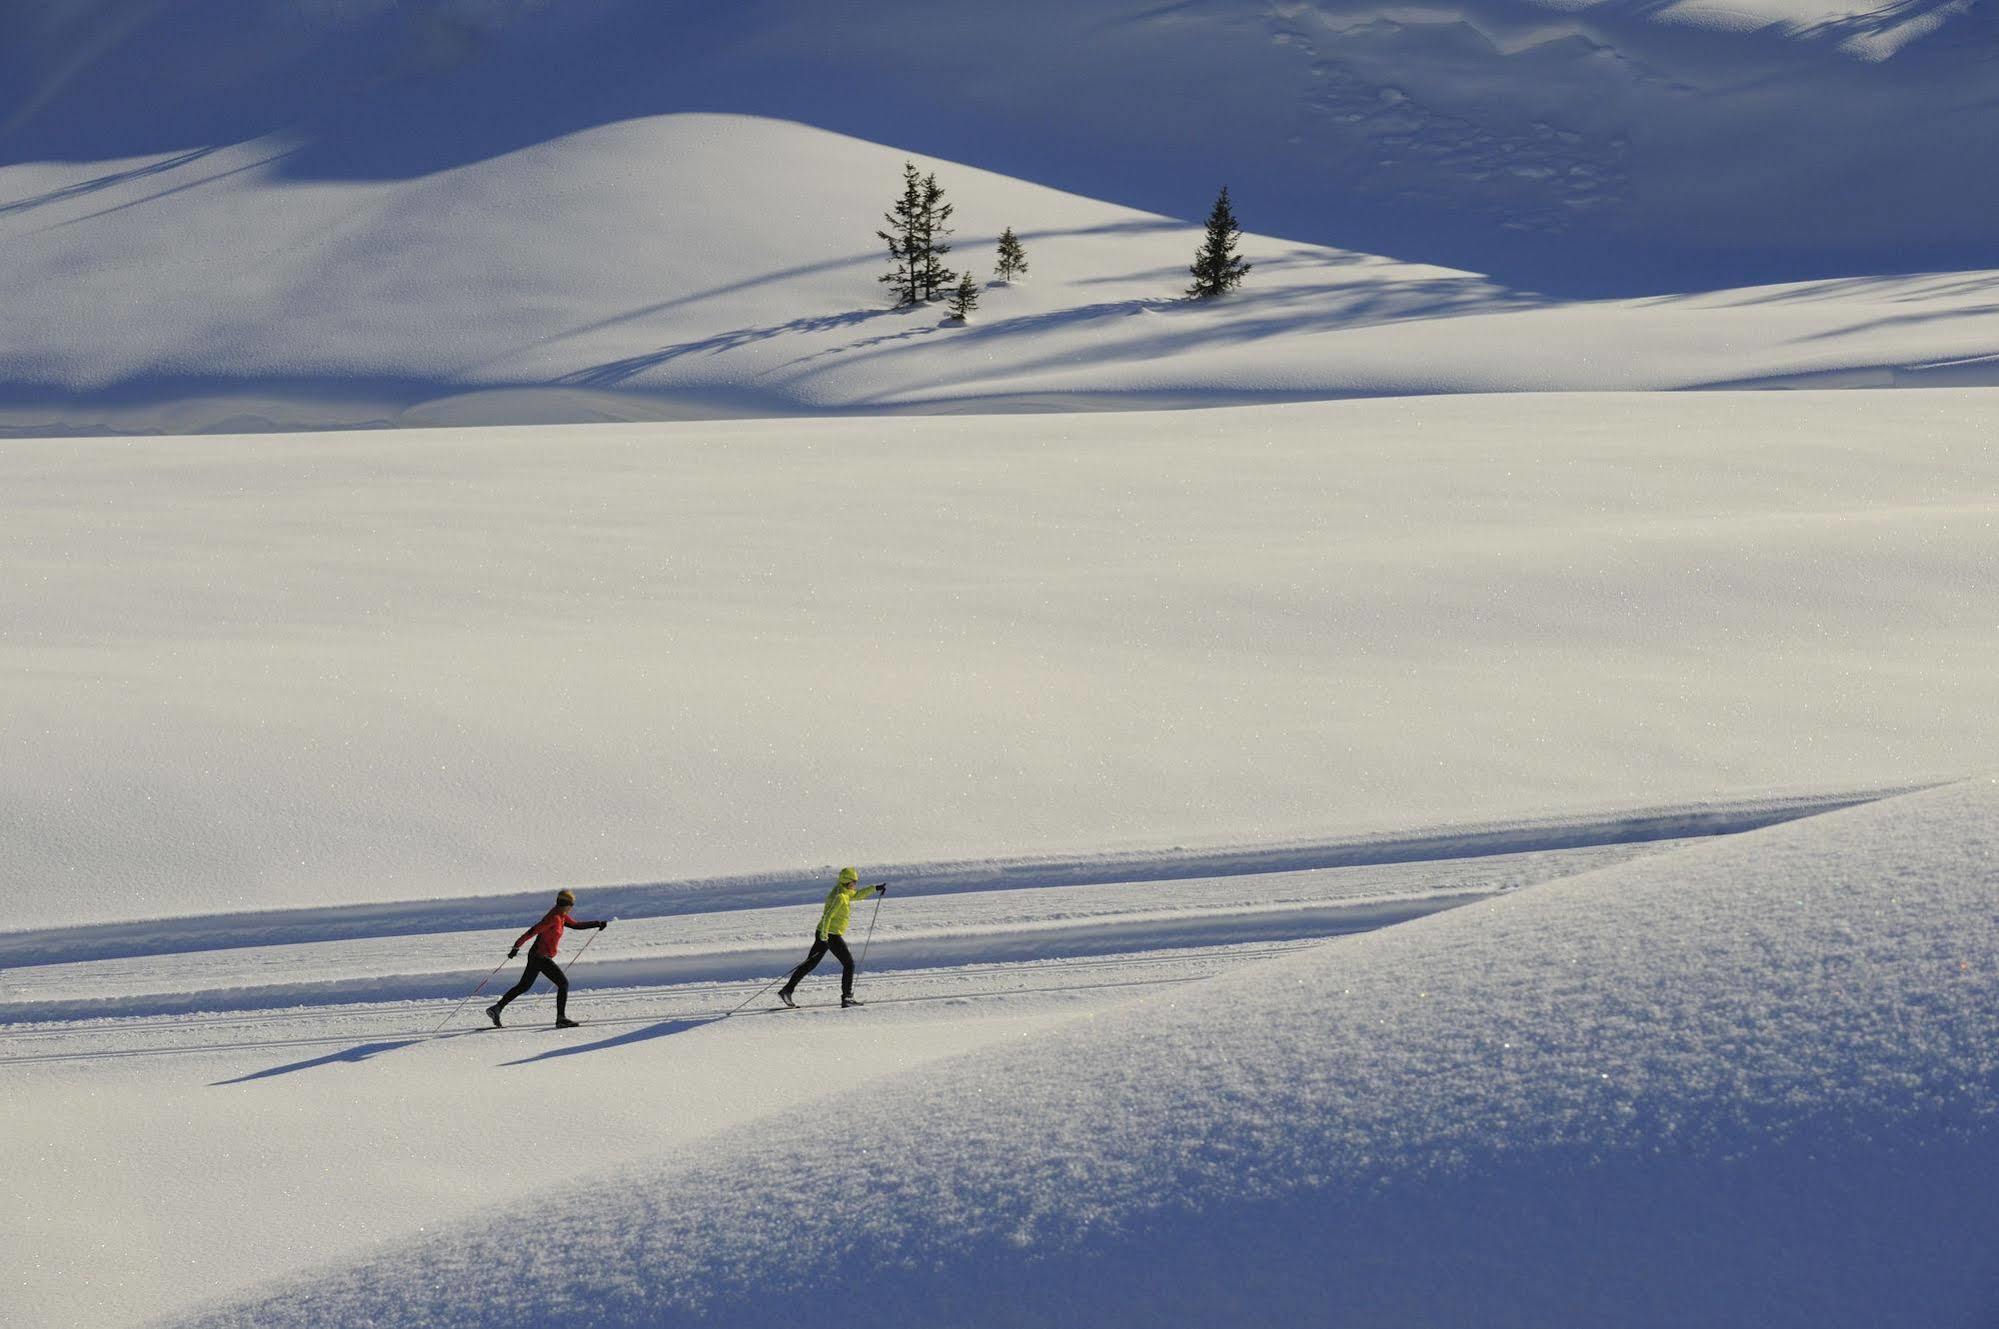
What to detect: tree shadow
<box><xmin>28</xmin><ymin>141</ymin><xmax>305</xmax><ymax>238</ymax></box>
<box><xmin>0</xmin><ymin>145</ymin><xmax>221</xmax><ymax>218</ymax></box>
<box><xmin>1784</xmin><ymin>0</ymin><xmax>1980</xmax><ymax>49</ymax></box>
<box><xmin>521</xmin><ymin>217</ymin><xmax>1205</xmax><ymax>376</ymax></box>
<box><xmin>501</xmin><ymin>1017</ymin><xmax>716</xmax><ymax>1066</ymax></box>
<box><xmin>513</xmin><ymin>252</ymin><xmax>891</xmax><ymax>365</ymax></box>
<box><xmin>548</xmin><ymin>264</ymin><xmax>1549</xmax><ymax>395</ymax></box>
<box><xmin>1644</xmin><ymin>271</ymin><xmax>1999</xmax><ymax>311</ymax></box>
<box><xmin>1792</xmin><ymin>301</ymin><xmax>1999</xmax><ymax>342</ymax></box>
<box><xmin>1068</xmin><ymin>246</ymin><xmax>1380</xmax><ymax>288</ymax></box>
<box><xmin>554</xmin><ymin>308</ymin><xmax>898</xmax><ymax>388</ymax></box>
<box><xmin>804</xmin><ymin>275</ymin><xmax>1549</xmax><ymax>384</ymax></box>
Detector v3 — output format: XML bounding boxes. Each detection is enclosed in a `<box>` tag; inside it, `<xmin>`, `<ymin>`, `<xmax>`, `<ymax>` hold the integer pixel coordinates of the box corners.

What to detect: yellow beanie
<box><xmin>837</xmin><ymin>867</ymin><xmax>858</xmax><ymax>887</ymax></box>
<box><xmin>555</xmin><ymin>889</ymin><xmax>576</xmax><ymax>907</ymax></box>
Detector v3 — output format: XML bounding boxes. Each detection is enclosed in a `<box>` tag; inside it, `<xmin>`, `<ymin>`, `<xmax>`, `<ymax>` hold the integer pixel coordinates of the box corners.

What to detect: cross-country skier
<box><xmin>487</xmin><ymin>889</ymin><xmax>608</xmax><ymax>1028</ymax></box>
<box><xmin>777</xmin><ymin>867</ymin><xmax>886</xmax><ymax>1009</ymax></box>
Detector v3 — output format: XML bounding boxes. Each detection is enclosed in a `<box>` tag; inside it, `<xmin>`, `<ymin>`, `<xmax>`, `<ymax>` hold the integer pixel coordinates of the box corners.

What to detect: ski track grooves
<box><xmin>0</xmin><ymin>947</ymin><xmax>1312</xmax><ymax>1069</ymax></box>
<box><xmin>0</xmin><ymin>787</ymin><xmax>1913</xmax><ymax>970</ymax></box>
<box><xmin>0</xmin><ymin>895</ymin><xmax>1483</xmax><ymax>1025</ymax></box>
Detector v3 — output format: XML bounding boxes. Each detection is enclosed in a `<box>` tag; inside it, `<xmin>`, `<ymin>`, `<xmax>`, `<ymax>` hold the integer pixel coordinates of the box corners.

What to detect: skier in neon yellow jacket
<box><xmin>777</xmin><ymin>867</ymin><xmax>886</xmax><ymax>1008</ymax></box>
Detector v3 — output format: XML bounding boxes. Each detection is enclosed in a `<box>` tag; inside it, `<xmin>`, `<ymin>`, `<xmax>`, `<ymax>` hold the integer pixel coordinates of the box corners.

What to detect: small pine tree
<box><xmin>946</xmin><ymin>271</ymin><xmax>981</xmax><ymax>322</ymax></box>
<box><xmin>916</xmin><ymin>172</ymin><xmax>957</xmax><ymax>302</ymax></box>
<box><xmin>994</xmin><ymin>226</ymin><xmax>1029</xmax><ymax>283</ymax></box>
<box><xmin>1186</xmin><ymin>185</ymin><xmax>1251</xmax><ymax>299</ymax></box>
<box><xmin>876</xmin><ymin>161</ymin><xmax>925</xmax><ymax>307</ymax></box>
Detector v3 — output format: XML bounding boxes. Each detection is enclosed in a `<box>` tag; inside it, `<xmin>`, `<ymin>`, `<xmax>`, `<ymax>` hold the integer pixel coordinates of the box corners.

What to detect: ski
<box><xmin>481</xmin><ymin>1003</ymin><xmax>586</xmax><ymax>1031</ymax></box>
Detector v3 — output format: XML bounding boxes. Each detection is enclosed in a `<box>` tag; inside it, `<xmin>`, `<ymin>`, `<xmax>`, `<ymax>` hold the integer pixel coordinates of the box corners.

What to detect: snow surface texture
<box><xmin>4</xmin><ymin>1</ymin><xmax>1998</xmax><ymax>432</ymax></box>
<box><xmin>169</xmin><ymin>779</ymin><xmax>1999</xmax><ymax>1328</ymax></box>
<box><xmin>4</xmin><ymin>4</ymin><xmax>1995</xmax><ymax>1324</ymax></box>
<box><xmin>2</xmin><ymin>830</ymin><xmax>1685</xmax><ymax>1326</ymax></box>
<box><xmin>4</xmin><ymin>392</ymin><xmax>1994</xmax><ymax>931</ymax></box>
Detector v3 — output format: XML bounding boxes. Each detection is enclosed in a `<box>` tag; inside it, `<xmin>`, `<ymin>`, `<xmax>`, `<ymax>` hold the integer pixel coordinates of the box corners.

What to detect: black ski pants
<box><xmin>781</xmin><ymin>933</ymin><xmax>856</xmax><ymax>998</ymax></box>
<box><xmin>497</xmin><ymin>952</ymin><xmax>568</xmax><ymax>1019</ymax></box>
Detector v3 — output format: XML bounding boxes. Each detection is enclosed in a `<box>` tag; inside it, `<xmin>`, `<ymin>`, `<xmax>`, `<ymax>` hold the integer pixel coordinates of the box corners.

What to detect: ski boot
<box><xmin>485</xmin><ymin>1004</ymin><xmax>504</xmax><ymax>1029</ymax></box>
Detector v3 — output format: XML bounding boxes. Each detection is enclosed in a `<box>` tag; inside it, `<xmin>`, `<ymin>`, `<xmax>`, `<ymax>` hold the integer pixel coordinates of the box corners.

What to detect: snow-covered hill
<box><xmin>4</xmin><ymin>1</ymin><xmax>1996</xmax><ymax>433</ymax></box>
<box><xmin>8</xmin><ymin>0</ymin><xmax>1994</xmax><ymax>290</ymax></box>
<box><xmin>10</xmin><ymin>113</ymin><xmax>1998</xmax><ymax>436</ymax></box>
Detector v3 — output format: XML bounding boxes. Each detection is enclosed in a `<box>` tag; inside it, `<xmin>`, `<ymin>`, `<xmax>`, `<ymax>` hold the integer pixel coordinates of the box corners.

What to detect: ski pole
<box><xmin>722</xmin><ymin>972</ymin><xmax>787</xmax><ymax>1018</ymax></box>
<box><xmin>856</xmin><ymin>883</ymin><xmax>888</xmax><ymax>974</ymax></box>
<box><xmin>430</xmin><ymin>955</ymin><xmax>512</xmax><ymax>1036</ymax></box>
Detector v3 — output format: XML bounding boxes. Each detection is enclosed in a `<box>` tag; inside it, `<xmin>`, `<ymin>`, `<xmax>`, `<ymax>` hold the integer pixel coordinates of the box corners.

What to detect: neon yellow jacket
<box><xmin>816</xmin><ymin>881</ymin><xmax>880</xmax><ymax>939</ymax></box>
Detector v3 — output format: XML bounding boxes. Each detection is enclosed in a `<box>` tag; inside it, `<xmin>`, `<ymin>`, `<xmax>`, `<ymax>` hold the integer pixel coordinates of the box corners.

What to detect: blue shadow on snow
<box><xmin>211</xmin><ymin>1035</ymin><xmax>444</xmax><ymax>1086</ymax></box>
<box><xmin>501</xmin><ymin>1018</ymin><xmax>716</xmax><ymax>1067</ymax></box>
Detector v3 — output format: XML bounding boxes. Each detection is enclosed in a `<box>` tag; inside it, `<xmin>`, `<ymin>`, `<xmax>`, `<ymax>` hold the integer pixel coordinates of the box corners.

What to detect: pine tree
<box><xmin>1187</xmin><ymin>185</ymin><xmax>1251</xmax><ymax>299</ymax></box>
<box><xmin>946</xmin><ymin>271</ymin><xmax>981</xmax><ymax>322</ymax></box>
<box><xmin>877</xmin><ymin>164</ymin><xmax>959</xmax><ymax>305</ymax></box>
<box><xmin>994</xmin><ymin>226</ymin><xmax>1029</xmax><ymax>283</ymax></box>
<box><xmin>916</xmin><ymin>172</ymin><xmax>956</xmax><ymax>302</ymax></box>
<box><xmin>876</xmin><ymin>162</ymin><xmax>925</xmax><ymax>307</ymax></box>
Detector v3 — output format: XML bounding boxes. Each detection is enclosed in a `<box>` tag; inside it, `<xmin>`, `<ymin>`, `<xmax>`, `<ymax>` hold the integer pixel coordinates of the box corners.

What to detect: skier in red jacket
<box><xmin>487</xmin><ymin>889</ymin><xmax>607</xmax><ymax>1028</ymax></box>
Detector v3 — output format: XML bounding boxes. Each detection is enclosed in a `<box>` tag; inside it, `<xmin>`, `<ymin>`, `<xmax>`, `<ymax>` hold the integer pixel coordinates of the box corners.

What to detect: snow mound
<box><xmin>7</xmin><ymin>0</ymin><xmax>1994</xmax><ymax>293</ymax></box>
<box><xmin>178</xmin><ymin>778</ymin><xmax>1999</xmax><ymax>1328</ymax></box>
<box><xmin>6</xmin><ymin>108</ymin><xmax>1995</xmax><ymax>435</ymax></box>
<box><xmin>6</xmin><ymin>2</ymin><xmax>1999</xmax><ymax>431</ymax></box>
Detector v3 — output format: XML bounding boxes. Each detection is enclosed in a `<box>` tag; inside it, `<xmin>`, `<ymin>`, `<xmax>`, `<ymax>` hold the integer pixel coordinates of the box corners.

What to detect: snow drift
<box><xmin>174</xmin><ymin>777</ymin><xmax>1999</xmax><ymax>1327</ymax></box>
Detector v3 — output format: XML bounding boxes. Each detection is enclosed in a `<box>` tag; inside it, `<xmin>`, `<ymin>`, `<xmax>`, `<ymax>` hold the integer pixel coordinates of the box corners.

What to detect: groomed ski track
<box><xmin>0</xmin><ymin>784</ymin><xmax>1906</xmax><ymax>969</ymax></box>
<box><xmin>0</xmin><ymin>786</ymin><xmax>1914</xmax><ymax>1040</ymax></box>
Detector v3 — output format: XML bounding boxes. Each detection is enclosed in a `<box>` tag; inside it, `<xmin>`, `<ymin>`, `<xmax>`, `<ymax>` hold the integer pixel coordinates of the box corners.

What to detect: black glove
<box><xmin>509</xmin><ymin>948</ymin><xmax>520</xmax><ymax>959</ymax></box>
<box><xmin>877</xmin><ymin>884</ymin><xmax>889</xmax><ymax>896</ymax></box>
<box><xmin>597</xmin><ymin>920</ymin><xmax>611</xmax><ymax>929</ymax></box>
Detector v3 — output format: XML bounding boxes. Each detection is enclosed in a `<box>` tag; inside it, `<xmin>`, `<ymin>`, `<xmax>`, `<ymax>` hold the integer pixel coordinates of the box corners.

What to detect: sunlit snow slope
<box><xmin>7</xmin><ymin>0</ymin><xmax>1994</xmax><ymax>285</ymax></box>
<box><xmin>169</xmin><ymin>779</ymin><xmax>1999</xmax><ymax>1329</ymax></box>
<box><xmin>3</xmin><ymin>0</ymin><xmax>1996</xmax><ymax>432</ymax></box>
<box><xmin>5</xmin><ymin>392</ymin><xmax>1994</xmax><ymax>931</ymax></box>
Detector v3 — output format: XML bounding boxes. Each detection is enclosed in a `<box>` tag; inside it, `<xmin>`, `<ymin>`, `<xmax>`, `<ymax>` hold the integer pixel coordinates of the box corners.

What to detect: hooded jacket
<box><xmin>815</xmin><ymin>871</ymin><xmax>879</xmax><ymax>940</ymax></box>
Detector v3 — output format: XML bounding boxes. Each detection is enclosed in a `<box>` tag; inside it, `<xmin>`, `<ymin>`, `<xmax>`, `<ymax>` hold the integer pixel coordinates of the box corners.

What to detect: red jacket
<box><xmin>515</xmin><ymin>908</ymin><xmax>600</xmax><ymax>958</ymax></box>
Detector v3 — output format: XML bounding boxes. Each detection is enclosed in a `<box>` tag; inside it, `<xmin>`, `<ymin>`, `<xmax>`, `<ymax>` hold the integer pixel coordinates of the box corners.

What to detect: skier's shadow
<box><xmin>501</xmin><ymin>1017</ymin><xmax>715</xmax><ymax>1066</ymax></box>
<box><xmin>210</xmin><ymin>1032</ymin><xmax>478</xmax><ymax>1086</ymax></box>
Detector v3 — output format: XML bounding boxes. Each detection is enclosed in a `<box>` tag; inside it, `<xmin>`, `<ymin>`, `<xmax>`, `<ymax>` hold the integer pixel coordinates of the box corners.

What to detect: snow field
<box><xmin>4</xmin><ymin>831</ymin><xmax>1668</xmax><ymax>1327</ymax></box>
<box><xmin>4</xmin><ymin>390</ymin><xmax>1995</xmax><ymax>934</ymax></box>
<box><xmin>1</xmin><ymin>969</ymin><xmax>1113</xmax><ymax>1329</ymax></box>
<box><xmin>4</xmin><ymin>2</ymin><xmax>1994</xmax><ymax>1324</ymax></box>
<box><xmin>162</xmin><ymin>777</ymin><xmax>1999</xmax><ymax>1328</ymax></box>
